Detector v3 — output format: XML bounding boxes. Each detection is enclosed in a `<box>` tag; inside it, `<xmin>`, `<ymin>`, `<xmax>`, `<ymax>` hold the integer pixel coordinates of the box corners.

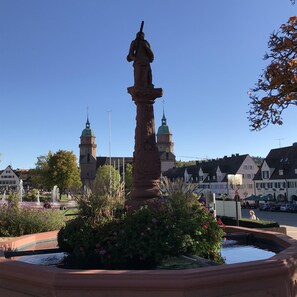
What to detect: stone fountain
<box><xmin>1</xmin><ymin>23</ymin><xmax>297</xmax><ymax>297</ymax></box>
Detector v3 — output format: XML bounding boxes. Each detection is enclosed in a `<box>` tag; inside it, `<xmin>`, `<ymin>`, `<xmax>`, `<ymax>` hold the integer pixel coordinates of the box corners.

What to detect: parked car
<box><xmin>259</xmin><ymin>203</ymin><xmax>270</xmax><ymax>211</ymax></box>
<box><xmin>288</xmin><ymin>204</ymin><xmax>297</xmax><ymax>213</ymax></box>
<box><xmin>270</xmin><ymin>203</ymin><xmax>281</xmax><ymax>212</ymax></box>
<box><xmin>280</xmin><ymin>204</ymin><xmax>291</xmax><ymax>212</ymax></box>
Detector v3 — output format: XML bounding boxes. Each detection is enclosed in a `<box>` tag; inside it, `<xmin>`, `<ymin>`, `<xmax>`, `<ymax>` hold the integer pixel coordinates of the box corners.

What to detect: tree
<box><xmin>30</xmin><ymin>152</ymin><xmax>52</xmax><ymax>189</ymax></box>
<box><xmin>248</xmin><ymin>16</ymin><xmax>297</xmax><ymax>130</ymax></box>
<box><xmin>47</xmin><ymin>150</ymin><xmax>82</xmax><ymax>197</ymax></box>
<box><xmin>251</xmin><ymin>156</ymin><xmax>263</xmax><ymax>167</ymax></box>
<box><xmin>31</xmin><ymin>150</ymin><xmax>81</xmax><ymax>195</ymax></box>
<box><xmin>93</xmin><ymin>165</ymin><xmax>121</xmax><ymax>194</ymax></box>
<box><xmin>91</xmin><ymin>165</ymin><xmax>124</xmax><ymax>208</ymax></box>
<box><xmin>176</xmin><ymin>160</ymin><xmax>197</xmax><ymax>167</ymax></box>
<box><xmin>123</xmin><ymin>163</ymin><xmax>133</xmax><ymax>195</ymax></box>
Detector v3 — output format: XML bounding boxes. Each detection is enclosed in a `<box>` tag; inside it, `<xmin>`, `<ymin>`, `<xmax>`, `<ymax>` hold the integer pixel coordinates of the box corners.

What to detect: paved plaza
<box><xmin>241</xmin><ymin>208</ymin><xmax>297</xmax><ymax>240</ymax></box>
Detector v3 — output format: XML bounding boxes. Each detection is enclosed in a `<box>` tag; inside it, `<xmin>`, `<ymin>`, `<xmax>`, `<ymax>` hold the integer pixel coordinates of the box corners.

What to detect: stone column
<box><xmin>128</xmin><ymin>86</ymin><xmax>163</xmax><ymax>202</ymax></box>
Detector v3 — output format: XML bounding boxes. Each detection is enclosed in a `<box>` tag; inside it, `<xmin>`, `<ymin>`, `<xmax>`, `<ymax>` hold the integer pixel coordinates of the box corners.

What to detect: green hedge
<box><xmin>218</xmin><ymin>216</ymin><xmax>279</xmax><ymax>228</ymax></box>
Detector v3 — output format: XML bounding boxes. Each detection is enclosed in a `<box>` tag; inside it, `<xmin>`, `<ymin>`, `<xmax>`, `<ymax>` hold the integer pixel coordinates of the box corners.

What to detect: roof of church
<box><xmin>81</xmin><ymin>117</ymin><xmax>95</xmax><ymax>137</ymax></box>
<box><xmin>157</xmin><ymin>113</ymin><xmax>171</xmax><ymax>135</ymax></box>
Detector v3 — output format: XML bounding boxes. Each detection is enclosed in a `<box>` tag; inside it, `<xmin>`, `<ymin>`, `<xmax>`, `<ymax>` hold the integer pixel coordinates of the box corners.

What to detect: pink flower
<box><xmin>102</xmin><ymin>210</ymin><xmax>109</xmax><ymax>216</ymax></box>
<box><xmin>152</xmin><ymin>218</ymin><xmax>158</xmax><ymax>223</ymax></box>
<box><xmin>95</xmin><ymin>243</ymin><xmax>100</xmax><ymax>248</ymax></box>
<box><xmin>99</xmin><ymin>249</ymin><xmax>107</xmax><ymax>255</ymax></box>
<box><xmin>203</xmin><ymin>225</ymin><xmax>208</xmax><ymax>229</ymax></box>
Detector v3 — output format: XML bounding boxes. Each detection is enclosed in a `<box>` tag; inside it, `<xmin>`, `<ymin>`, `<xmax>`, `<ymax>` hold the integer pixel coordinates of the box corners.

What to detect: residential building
<box><xmin>164</xmin><ymin>154</ymin><xmax>258</xmax><ymax>199</ymax></box>
<box><xmin>0</xmin><ymin>165</ymin><xmax>25</xmax><ymax>192</ymax></box>
<box><xmin>254</xmin><ymin>143</ymin><xmax>297</xmax><ymax>202</ymax></box>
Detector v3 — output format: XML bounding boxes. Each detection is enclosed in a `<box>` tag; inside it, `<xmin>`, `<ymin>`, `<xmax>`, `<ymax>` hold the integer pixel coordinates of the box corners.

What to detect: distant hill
<box><xmin>251</xmin><ymin>156</ymin><xmax>263</xmax><ymax>167</ymax></box>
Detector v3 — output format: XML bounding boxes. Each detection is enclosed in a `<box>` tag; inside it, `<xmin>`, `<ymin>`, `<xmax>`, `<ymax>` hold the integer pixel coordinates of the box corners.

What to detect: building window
<box><xmin>262</xmin><ymin>170</ymin><xmax>269</xmax><ymax>179</ymax></box>
<box><xmin>279</xmin><ymin>169</ymin><xmax>283</xmax><ymax>176</ymax></box>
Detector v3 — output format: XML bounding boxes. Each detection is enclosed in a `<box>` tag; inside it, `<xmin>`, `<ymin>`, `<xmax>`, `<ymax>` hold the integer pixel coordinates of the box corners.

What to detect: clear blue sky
<box><xmin>0</xmin><ymin>0</ymin><xmax>296</xmax><ymax>169</ymax></box>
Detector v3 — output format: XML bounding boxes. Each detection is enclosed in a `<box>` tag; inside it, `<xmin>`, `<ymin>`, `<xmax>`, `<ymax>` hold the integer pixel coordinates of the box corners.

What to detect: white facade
<box><xmin>0</xmin><ymin>165</ymin><xmax>20</xmax><ymax>191</ymax></box>
<box><xmin>253</xmin><ymin>144</ymin><xmax>297</xmax><ymax>202</ymax></box>
<box><xmin>232</xmin><ymin>155</ymin><xmax>258</xmax><ymax>199</ymax></box>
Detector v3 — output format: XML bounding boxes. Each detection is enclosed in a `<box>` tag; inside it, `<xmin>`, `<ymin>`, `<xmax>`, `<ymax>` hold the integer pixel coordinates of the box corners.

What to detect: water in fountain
<box><xmin>52</xmin><ymin>186</ymin><xmax>59</xmax><ymax>204</ymax></box>
<box><xmin>36</xmin><ymin>190</ymin><xmax>41</xmax><ymax>206</ymax></box>
<box><xmin>2</xmin><ymin>190</ymin><xmax>6</xmax><ymax>202</ymax></box>
<box><xmin>18</xmin><ymin>179</ymin><xmax>23</xmax><ymax>203</ymax></box>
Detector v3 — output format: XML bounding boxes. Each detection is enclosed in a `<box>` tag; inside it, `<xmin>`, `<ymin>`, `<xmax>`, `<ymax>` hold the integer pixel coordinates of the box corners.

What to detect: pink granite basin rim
<box><xmin>0</xmin><ymin>227</ymin><xmax>296</xmax><ymax>297</ymax></box>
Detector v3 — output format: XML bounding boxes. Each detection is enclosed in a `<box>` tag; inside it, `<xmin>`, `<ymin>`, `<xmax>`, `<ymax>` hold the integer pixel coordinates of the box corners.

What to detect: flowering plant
<box><xmin>58</xmin><ymin>191</ymin><xmax>223</xmax><ymax>269</ymax></box>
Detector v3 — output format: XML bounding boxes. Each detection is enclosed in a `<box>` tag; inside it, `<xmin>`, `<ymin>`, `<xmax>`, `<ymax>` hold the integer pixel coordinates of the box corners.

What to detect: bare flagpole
<box><xmin>107</xmin><ymin>110</ymin><xmax>112</xmax><ymax>194</ymax></box>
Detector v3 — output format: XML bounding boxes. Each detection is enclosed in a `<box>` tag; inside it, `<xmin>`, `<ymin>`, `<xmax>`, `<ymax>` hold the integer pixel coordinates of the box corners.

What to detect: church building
<box><xmin>156</xmin><ymin>110</ymin><xmax>176</xmax><ymax>172</ymax></box>
<box><xmin>79</xmin><ymin>112</ymin><xmax>176</xmax><ymax>186</ymax></box>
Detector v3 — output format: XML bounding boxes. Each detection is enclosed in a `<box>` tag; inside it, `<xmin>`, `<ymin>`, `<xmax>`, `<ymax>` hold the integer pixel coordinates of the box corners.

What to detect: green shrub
<box><xmin>24</xmin><ymin>189</ymin><xmax>39</xmax><ymax>202</ymax></box>
<box><xmin>0</xmin><ymin>205</ymin><xmax>65</xmax><ymax>237</ymax></box>
<box><xmin>58</xmin><ymin>193</ymin><xmax>224</xmax><ymax>269</ymax></box>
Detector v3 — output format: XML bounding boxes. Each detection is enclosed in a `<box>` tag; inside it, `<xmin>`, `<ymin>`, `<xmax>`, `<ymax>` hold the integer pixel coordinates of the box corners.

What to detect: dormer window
<box><xmin>262</xmin><ymin>170</ymin><xmax>269</xmax><ymax>179</ymax></box>
<box><xmin>279</xmin><ymin>169</ymin><xmax>283</xmax><ymax>176</ymax></box>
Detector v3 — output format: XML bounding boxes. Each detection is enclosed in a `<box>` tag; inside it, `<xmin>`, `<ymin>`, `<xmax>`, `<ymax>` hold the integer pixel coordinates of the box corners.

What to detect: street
<box><xmin>241</xmin><ymin>208</ymin><xmax>297</xmax><ymax>227</ymax></box>
<box><xmin>241</xmin><ymin>208</ymin><xmax>297</xmax><ymax>239</ymax></box>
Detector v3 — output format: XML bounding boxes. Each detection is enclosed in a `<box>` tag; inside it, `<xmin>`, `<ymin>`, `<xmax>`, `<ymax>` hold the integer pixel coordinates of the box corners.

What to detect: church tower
<box><xmin>79</xmin><ymin>116</ymin><xmax>97</xmax><ymax>185</ymax></box>
<box><xmin>156</xmin><ymin>107</ymin><xmax>176</xmax><ymax>172</ymax></box>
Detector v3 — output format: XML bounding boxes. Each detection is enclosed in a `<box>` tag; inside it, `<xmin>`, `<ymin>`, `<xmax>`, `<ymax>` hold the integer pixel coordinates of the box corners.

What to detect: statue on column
<box><xmin>127</xmin><ymin>22</ymin><xmax>162</xmax><ymax>203</ymax></box>
<box><xmin>127</xmin><ymin>21</ymin><xmax>154</xmax><ymax>89</ymax></box>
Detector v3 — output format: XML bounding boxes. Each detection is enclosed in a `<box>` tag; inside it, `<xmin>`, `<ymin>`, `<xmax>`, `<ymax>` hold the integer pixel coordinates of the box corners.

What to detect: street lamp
<box><xmin>228</xmin><ymin>174</ymin><xmax>243</xmax><ymax>226</ymax></box>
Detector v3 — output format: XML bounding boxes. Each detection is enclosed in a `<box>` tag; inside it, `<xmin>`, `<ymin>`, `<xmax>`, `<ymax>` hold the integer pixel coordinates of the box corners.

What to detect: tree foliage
<box><xmin>30</xmin><ymin>152</ymin><xmax>52</xmax><ymax>189</ymax></box>
<box><xmin>123</xmin><ymin>163</ymin><xmax>133</xmax><ymax>195</ymax></box>
<box><xmin>176</xmin><ymin>160</ymin><xmax>197</xmax><ymax>167</ymax></box>
<box><xmin>248</xmin><ymin>16</ymin><xmax>297</xmax><ymax>130</ymax></box>
<box><xmin>31</xmin><ymin>150</ymin><xmax>81</xmax><ymax>194</ymax></box>
<box><xmin>251</xmin><ymin>156</ymin><xmax>263</xmax><ymax>167</ymax></box>
<box><xmin>47</xmin><ymin>150</ymin><xmax>82</xmax><ymax>195</ymax></box>
<box><xmin>93</xmin><ymin>165</ymin><xmax>121</xmax><ymax>194</ymax></box>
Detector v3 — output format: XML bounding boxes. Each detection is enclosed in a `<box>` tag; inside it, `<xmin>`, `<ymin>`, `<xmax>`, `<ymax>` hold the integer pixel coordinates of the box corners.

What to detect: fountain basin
<box><xmin>1</xmin><ymin>226</ymin><xmax>297</xmax><ymax>297</ymax></box>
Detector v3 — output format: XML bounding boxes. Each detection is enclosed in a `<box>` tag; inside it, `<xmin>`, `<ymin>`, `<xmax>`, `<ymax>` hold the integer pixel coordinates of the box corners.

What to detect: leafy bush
<box><xmin>58</xmin><ymin>187</ymin><xmax>224</xmax><ymax>269</ymax></box>
<box><xmin>24</xmin><ymin>188</ymin><xmax>39</xmax><ymax>202</ymax></box>
<box><xmin>0</xmin><ymin>205</ymin><xmax>65</xmax><ymax>237</ymax></box>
